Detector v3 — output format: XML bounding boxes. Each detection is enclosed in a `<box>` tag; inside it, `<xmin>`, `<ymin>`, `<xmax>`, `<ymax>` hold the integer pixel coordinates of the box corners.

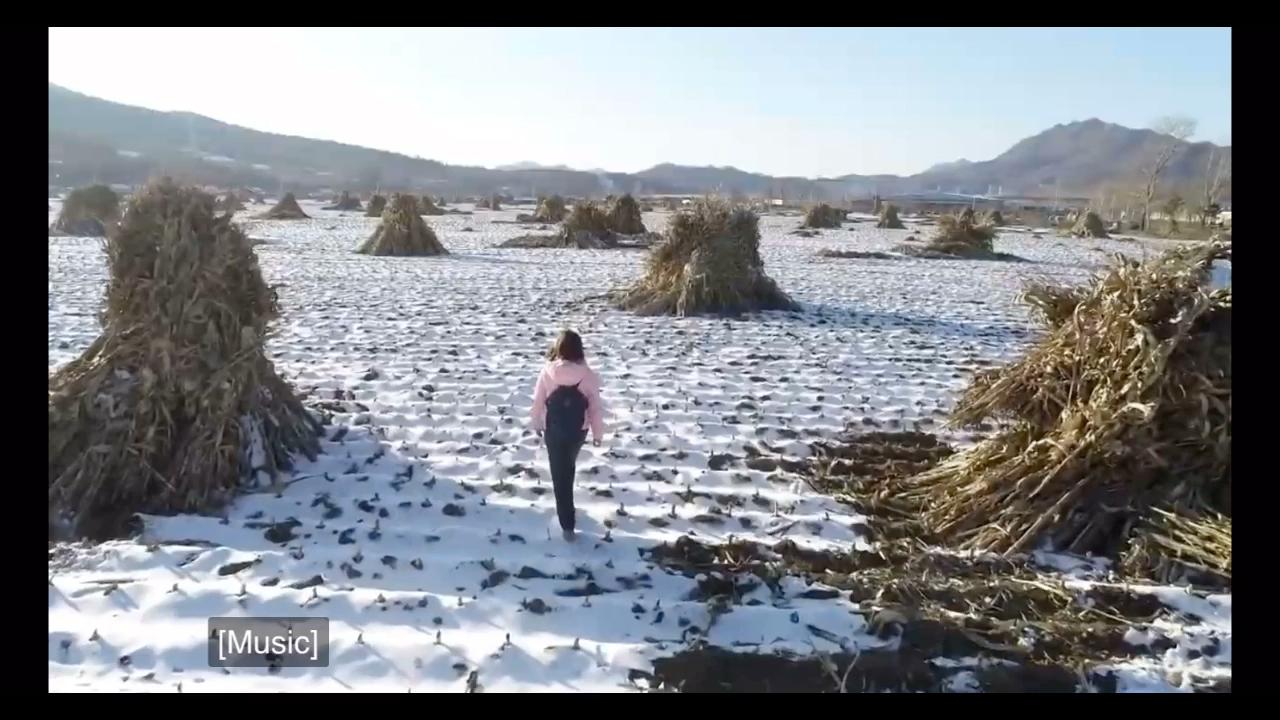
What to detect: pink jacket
<box><xmin>530</xmin><ymin>360</ymin><xmax>604</xmax><ymax>442</ymax></box>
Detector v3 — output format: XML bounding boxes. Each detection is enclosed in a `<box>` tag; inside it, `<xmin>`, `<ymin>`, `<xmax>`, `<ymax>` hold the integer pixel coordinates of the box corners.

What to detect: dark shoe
<box><xmin>562</xmin><ymin>528</ymin><xmax>576</xmax><ymax>543</ymax></box>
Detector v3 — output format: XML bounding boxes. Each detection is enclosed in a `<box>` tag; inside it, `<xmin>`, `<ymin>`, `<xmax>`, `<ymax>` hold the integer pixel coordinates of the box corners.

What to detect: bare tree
<box><xmin>1114</xmin><ymin>181</ymin><xmax>1144</xmax><ymax>228</ymax></box>
<box><xmin>1091</xmin><ymin>180</ymin><xmax>1121</xmax><ymax>222</ymax></box>
<box><xmin>1198</xmin><ymin>147</ymin><xmax>1231</xmax><ymax>226</ymax></box>
<box><xmin>1139</xmin><ymin>116</ymin><xmax>1197</xmax><ymax>232</ymax></box>
<box><xmin>1162</xmin><ymin>192</ymin><xmax>1186</xmax><ymax>236</ymax></box>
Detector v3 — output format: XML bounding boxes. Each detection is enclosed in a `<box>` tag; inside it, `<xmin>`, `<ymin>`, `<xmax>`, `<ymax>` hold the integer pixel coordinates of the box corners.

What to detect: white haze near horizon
<box><xmin>48</xmin><ymin>27</ymin><xmax>1232</xmax><ymax>178</ymax></box>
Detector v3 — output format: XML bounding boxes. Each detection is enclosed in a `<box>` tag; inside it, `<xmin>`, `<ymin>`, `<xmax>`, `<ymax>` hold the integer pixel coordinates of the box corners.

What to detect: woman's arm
<box><xmin>585</xmin><ymin>369</ymin><xmax>605</xmax><ymax>442</ymax></box>
<box><xmin>530</xmin><ymin>367</ymin><xmax>549</xmax><ymax>431</ymax></box>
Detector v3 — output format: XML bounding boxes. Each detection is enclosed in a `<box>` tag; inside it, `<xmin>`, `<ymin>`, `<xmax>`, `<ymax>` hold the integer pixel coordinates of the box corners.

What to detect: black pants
<box><xmin>546</xmin><ymin>430</ymin><xmax>587</xmax><ymax>532</ymax></box>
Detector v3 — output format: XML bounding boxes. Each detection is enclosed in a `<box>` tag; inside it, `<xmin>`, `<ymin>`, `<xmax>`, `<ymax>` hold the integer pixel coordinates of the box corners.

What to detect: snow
<box><xmin>48</xmin><ymin>202</ymin><xmax>1230</xmax><ymax>692</ymax></box>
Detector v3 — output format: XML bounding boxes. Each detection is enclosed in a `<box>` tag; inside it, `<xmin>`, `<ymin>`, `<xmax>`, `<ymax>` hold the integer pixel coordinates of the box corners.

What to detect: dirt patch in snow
<box><xmin>641</xmin><ymin>644</ymin><xmax>1089</xmax><ymax>693</ymax></box>
<box><xmin>642</xmin><ymin>521</ymin><xmax>1210</xmax><ymax>693</ymax></box>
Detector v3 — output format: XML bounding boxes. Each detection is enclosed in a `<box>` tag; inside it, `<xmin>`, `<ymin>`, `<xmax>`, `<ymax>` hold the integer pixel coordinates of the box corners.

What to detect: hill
<box><xmin>48</xmin><ymin>84</ymin><xmax>617</xmax><ymax>197</ymax></box>
<box><xmin>495</xmin><ymin>162</ymin><xmax>577</xmax><ymax>172</ymax></box>
<box><xmin>899</xmin><ymin>119</ymin><xmax>1229</xmax><ymax>198</ymax></box>
<box><xmin>48</xmin><ymin>84</ymin><xmax>1228</xmax><ymax>200</ymax></box>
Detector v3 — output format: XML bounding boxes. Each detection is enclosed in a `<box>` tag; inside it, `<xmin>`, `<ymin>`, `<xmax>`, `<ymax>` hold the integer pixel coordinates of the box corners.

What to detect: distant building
<box><xmin>879</xmin><ymin>192</ymin><xmax>998</xmax><ymax>214</ymax></box>
<box><xmin>994</xmin><ymin>195</ymin><xmax>1092</xmax><ymax>212</ymax></box>
<box><xmin>863</xmin><ymin>191</ymin><xmax>1093</xmax><ymax>216</ymax></box>
<box><xmin>645</xmin><ymin>193</ymin><xmax>700</xmax><ymax>205</ymax></box>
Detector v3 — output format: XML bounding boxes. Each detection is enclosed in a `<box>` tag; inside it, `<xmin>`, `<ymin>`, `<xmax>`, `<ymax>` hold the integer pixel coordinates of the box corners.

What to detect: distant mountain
<box><xmin>924</xmin><ymin>159</ymin><xmax>972</xmax><ymax>174</ymax></box>
<box><xmin>48</xmin><ymin>84</ymin><xmax>1229</xmax><ymax>201</ymax></box>
<box><xmin>495</xmin><ymin>162</ymin><xmax>577</xmax><ymax>172</ymax></box>
<box><xmin>47</xmin><ymin>84</ymin><xmax>617</xmax><ymax>197</ymax></box>
<box><xmin>902</xmin><ymin>119</ymin><xmax>1229</xmax><ymax>198</ymax></box>
<box><xmin>630</xmin><ymin>163</ymin><xmax>816</xmax><ymax>199</ymax></box>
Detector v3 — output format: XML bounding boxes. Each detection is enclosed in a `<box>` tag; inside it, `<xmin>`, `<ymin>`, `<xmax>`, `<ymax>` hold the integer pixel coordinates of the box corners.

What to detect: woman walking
<box><xmin>530</xmin><ymin>330</ymin><xmax>604</xmax><ymax>542</ymax></box>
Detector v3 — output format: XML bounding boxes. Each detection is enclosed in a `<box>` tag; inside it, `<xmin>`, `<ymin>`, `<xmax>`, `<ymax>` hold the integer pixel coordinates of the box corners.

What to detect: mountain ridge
<box><xmin>48</xmin><ymin>84</ymin><xmax>1229</xmax><ymax>200</ymax></box>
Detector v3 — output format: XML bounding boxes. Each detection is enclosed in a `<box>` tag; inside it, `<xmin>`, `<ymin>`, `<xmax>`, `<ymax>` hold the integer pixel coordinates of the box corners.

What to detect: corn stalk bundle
<box><xmin>49</xmin><ymin>179</ymin><xmax>322</xmax><ymax>539</ymax></box>
<box><xmin>610</xmin><ymin>199</ymin><xmax>799</xmax><ymax>317</ymax></box>
<box><xmin>883</xmin><ymin>240</ymin><xmax>1231</xmax><ymax>585</ymax></box>
<box><xmin>258</xmin><ymin>192</ymin><xmax>309</xmax><ymax>220</ymax></box>
<box><xmin>357</xmin><ymin>193</ymin><xmax>449</xmax><ymax>256</ymax></box>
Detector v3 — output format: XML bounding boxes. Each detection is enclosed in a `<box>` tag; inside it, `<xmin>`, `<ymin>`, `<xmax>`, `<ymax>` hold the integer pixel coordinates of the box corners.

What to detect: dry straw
<box><xmin>566</xmin><ymin>200</ymin><xmax>612</xmax><ymax>237</ymax></box>
<box><xmin>608</xmin><ymin>193</ymin><xmax>647</xmax><ymax>235</ymax></box>
<box><xmin>1070</xmin><ymin>210</ymin><xmax>1109</xmax><ymax>239</ymax></box>
<box><xmin>54</xmin><ymin>184</ymin><xmax>120</xmax><ymax>236</ymax></box>
<box><xmin>876</xmin><ymin>204</ymin><xmax>905</xmax><ymax>229</ymax></box>
<box><xmin>876</xmin><ymin>239</ymin><xmax>1231</xmax><ymax>584</ymax></box>
<box><xmin>904</xmin><ymin>211</ymin><xmax>999</xmax><ymax>258</ymax></box>
<box><xmin>503</xmin><ymin>200</ymin><xmax>619</xmax><ymax>248</ymax></box>
<box><xmin>258</xmin><ymin>192</ymin><xmax>310</xmax><ymax>220</ymax></box>
<box><xmin>326</xmin><ymin>191</ymin><xmax>363</xmax><ymax>211</ymax></box>
<box><xmin>803</xmin><ymin>203</ymin><xmax>846</xmax><ymax>229</ymax></box>
<box><xmin>931</xmin><ymin>210</ymin><xmax>998</xmax><ymax>252</ymax></box>
<box><xmin>610</xmin><ymin>199</ymin><xmax>799</xmax><ymax>317</ymax></box>
<box><xmin>419</xmin><ymin>195</ymin><xmax>445</xmax><ymax>216</ymax></box>
<box><xmin>365</xmin><ymin>194</ymin><xmax>387</xmax><ymax>217</ymax></box>
<box><xmin>218</xmin><ymin>191</ymin><xmax>245</xmax><ymax>213</ymax></box>
<box><xmin>534</xmin><ymin>195</ymin><xmax>567</xmax><ymax>223</ymax></box>
<box><xmin>357</xmin><ymin>193</ymin><xmax>449</xmax><ymax>256</ymax></box>
<box><xmin>48</xmin><ymin>179</ymin><xmax>322</xmax><ymax>540</ymax></box>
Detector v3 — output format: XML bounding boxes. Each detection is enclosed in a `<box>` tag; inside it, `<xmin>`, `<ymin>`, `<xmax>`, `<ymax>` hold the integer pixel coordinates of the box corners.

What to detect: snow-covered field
<box><xmin>48</xmin><ymin>200</ymin><xmax>1230</xmax><ymax>692</ymax></box>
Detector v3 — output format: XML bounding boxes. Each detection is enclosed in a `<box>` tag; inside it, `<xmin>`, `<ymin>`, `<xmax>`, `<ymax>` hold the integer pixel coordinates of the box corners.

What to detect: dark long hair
<box><xmin>549</xmin><ymin>329</ymin><xmax>586</xmax><ymax>363</ymax></box>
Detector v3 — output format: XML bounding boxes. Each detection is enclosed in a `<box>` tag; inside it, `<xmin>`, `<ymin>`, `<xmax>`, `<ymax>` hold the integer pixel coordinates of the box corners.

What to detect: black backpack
<box><xmin>545</xmin><ymin>382</ymin><xmax>588</xmax><ymax>440</ymax></box>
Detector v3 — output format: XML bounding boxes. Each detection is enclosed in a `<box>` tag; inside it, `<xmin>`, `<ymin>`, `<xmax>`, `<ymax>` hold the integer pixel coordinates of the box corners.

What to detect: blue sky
<box><xmin>48</xmin><ymin>27</ymin><xmax>1231</xmax><ymax>178</ymax></box>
